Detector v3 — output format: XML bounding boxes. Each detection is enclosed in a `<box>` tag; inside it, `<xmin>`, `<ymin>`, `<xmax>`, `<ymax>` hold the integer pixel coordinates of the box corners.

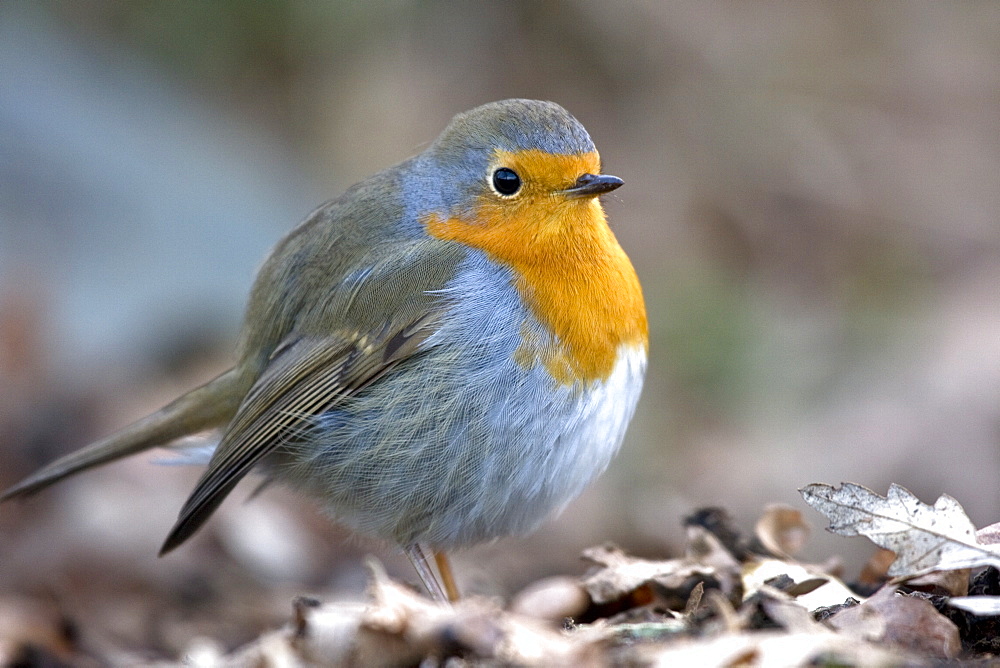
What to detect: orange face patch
<box><xmin>425</xmin><ymin>149</ymin><xmax>647</xmax><ymax>385</ymax></box>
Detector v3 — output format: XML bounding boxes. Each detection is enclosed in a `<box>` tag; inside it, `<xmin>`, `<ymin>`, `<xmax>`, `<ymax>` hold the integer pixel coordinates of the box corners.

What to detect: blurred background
<box><xmin>2</xmin><ymin>0</ymin><xmax>998</xmax><ymax>659</ymax></box>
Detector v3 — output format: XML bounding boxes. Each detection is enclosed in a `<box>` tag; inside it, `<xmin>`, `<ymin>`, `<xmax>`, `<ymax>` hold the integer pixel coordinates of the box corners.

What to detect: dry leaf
<box><xmin>583</xmin><ymin>532</ymin><xmax>742</xmax><ymax>608</ymax></box>
<box><xmin>685</xmin><ymin>526</ymin><xmax>742</xmax><ymax>574</ymax></box>
<box><xmin>758</xmin><ymin>591</ymin><xmax>830</xmax><ymax>633</ymax></box>
<box><xmin>636</xmin><ymin>629</ymin><xmax>912</xmax><ymax>667</ymax></box>
<box><xmin>0</xmin><ymin>597</ymin><xmax>78</xmax><ymax>666</ymax></box>
<box><xmin>827</xmin><ymin>586</ymin><xmax>961</xmax><ymax>660</ymax></box>
<box><xmin>755</xmin><ymin>504</ymin><xmax>810</xmax><ymax>558</ymax></box>
<box><xmin>907</xmin><ymin>568</ymin><xmax>970</xmax><ymax>597</ymax></box>
<box><xmin>581</xmin><ymin>544</ymin><xmax>720</xmax><ymax>606</ymax></box>
<box><xmin>947</xmin><ymin>596</ymin><xmax>1000</xmax><ymax>616</ymax></box>
<box><xmin>858</xmin><ymin>548</ymin><xmax>897</xmax><ymax>586</ymax></box>
<box><xmin>800</xmin><ymin>482</ymin><xmax>1000</xmax><ymax>577</ymax></box>
<box><xmin>508</xmin><ymin>576</ymin><xmax>590</xmax><ymax>622</ymax></box>
<box><xmin>742</xmin><ymin>558</ymin><xmax>859</xmax><ymax>611</ymax></box>
<box><xmin>977</xmin><ymin>521</ymin><xmax>1000</xmax><ymax>546</ymax></box>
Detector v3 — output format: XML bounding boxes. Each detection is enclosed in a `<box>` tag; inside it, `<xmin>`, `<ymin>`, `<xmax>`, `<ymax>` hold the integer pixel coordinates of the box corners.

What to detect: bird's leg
<box><xmin>434</xmin><ymin>550</ymin><xmax>461</xmax><ymax>602</ymax></box>
<box><xmin>403</xmin><ymin>543</ymin><xmax>449</xmax><ymax>603</ymax></box>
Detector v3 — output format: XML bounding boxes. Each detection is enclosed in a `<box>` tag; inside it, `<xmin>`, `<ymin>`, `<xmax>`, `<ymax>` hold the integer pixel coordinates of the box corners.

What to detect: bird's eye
<box><xmin>491</xmin><ymin>167</ymin><xmax>521</xmax><ymax>196</ymax></box>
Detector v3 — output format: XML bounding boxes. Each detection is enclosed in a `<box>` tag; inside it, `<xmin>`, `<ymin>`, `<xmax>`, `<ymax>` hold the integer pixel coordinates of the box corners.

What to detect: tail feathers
<box><xmin>1</xmin><ymin>367</ymin><xmax>246</xmax><ymax>501</ymax></box>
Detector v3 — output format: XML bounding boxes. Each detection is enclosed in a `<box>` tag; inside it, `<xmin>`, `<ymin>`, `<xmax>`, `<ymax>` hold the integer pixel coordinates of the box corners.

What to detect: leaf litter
<box><xmin>4</xmin><ymin>483</ymin><xmax>1000</xmax><ymax>665</ymax></box>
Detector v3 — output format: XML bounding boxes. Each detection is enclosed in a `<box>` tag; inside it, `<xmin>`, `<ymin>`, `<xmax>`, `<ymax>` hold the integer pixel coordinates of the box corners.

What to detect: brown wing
<box><xmin>159</xmin><ymin>312</ymin><xmax>437</xmax><ymax>555</ymax></box>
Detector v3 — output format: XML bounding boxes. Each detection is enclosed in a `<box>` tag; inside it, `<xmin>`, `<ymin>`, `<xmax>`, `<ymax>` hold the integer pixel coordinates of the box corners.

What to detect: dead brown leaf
<box><xmin>858</xmin><ymin>548</ymin><xmax>897</xmax><ymax>587</ymax></box>
<box><xmin>582</xmin><ymin>530</ymin><xmax>742</xmax><ymax>609</ymax></box>
<box><xmin>826</xmin><ymin>586</ymin><xmax>961</xmax><ymax>660</ymax></box>
<box><xmin>755</xmin><ymin>503</ymin><xmax>810</xmax><ymax>558</ymax></box>
<box><xmin>908</xmin><ymin>568</ymin><xmax>970</xmax><ymax>597</ymax></box>
<box><xmin>581</xmin><ymin>544</ymin><xmax>718</xmax><ymax>606</ymax></box>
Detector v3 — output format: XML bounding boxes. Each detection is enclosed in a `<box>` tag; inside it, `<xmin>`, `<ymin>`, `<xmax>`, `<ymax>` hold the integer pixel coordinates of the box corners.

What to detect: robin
<box><xmin>2</xmin><ymin>99</ymin><xmax>648</xmax><ymax>602</ymax></box>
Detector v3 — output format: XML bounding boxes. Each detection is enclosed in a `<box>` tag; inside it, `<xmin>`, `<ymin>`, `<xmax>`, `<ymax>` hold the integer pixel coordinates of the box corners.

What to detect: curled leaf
<box><xmin>755</xmin><ymin>504</ymin><xmax>810</xmax><ymax>558</ymax></box>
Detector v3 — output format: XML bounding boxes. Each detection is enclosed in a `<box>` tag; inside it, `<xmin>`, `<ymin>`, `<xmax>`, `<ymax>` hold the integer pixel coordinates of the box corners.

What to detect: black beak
<box><xmin>562</xmin><ymin>173</ymin><xmax>624</xmax><ymax>198</ymax></box>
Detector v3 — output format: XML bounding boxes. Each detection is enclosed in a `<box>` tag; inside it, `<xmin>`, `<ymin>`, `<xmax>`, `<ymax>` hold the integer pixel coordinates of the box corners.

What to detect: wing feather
<box><xmin>159</xmin><ymin>311</ymin><xmax>438</xmax><ymax>554</ymax></box>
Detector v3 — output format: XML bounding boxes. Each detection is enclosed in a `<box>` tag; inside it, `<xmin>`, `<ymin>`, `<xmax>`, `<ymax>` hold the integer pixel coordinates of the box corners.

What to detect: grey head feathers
<box><xmin>403</xmin><ymin>99</ymin><xmax>597</xmax><ymax>220</ymax></box>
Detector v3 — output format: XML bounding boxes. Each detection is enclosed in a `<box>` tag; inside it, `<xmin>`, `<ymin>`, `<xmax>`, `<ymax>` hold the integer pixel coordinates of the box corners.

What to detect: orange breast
<box><xmin>425</xmin><ymin>150</ymin><xmax>647</xmax><ymax>385</ymax></box>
